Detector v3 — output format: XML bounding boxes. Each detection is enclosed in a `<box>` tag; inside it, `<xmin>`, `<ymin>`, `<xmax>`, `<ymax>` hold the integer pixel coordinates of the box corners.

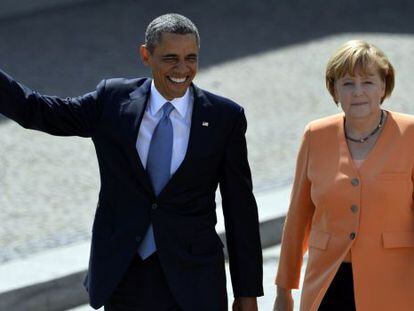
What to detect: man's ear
<box><xmin>140</xmin><ymin>45</ymin><xmax>150</xmax><ymax>66</ymax></box>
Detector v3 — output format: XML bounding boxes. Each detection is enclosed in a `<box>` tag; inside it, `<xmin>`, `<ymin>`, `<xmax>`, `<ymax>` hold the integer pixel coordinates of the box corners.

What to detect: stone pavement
<box><xmin>1</xmin><ymin>0</ymin><xmax>414</xmax><ymax>309</ymax></box>
<box><xmin>2</xmin><ymin>0</ymin><xmax>414</xmax><ymax>264</ymax></box>
<box><xmin>2</xmin><ymin>33</ymin><xmax>414</xmax><ymax>264</ymax></box>
<box><xmin>0</xmin><ymin>186</ymin><xmax>293</xmax><ymax>310</ymax></box>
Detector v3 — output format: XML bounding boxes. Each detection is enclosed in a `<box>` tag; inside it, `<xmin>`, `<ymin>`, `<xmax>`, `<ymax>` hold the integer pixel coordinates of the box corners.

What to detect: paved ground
<box><xmin>0</xmin><ymin>188</ymin><xmax>291</xmax><ymax>310</ymax></box>
<box><xmin>1</xmin><ymin>1</ymin><xmax>414</xmax><ymax>310</ymax></box>
<box><xmin>2</xmin><ymin>32</ymin><xmax>414</xmax><ymax>264</ymax></box>
<box><xmin>1</xmin><ymin>0</ymin><xmax>414</xmax><ymax>275</ymax></box>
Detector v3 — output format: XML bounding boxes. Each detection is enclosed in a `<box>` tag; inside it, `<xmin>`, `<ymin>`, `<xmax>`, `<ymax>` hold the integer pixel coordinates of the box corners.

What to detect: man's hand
<box><xmin>232</xmin><ymin>297</ymin><xmax>258</xmax><ymax>311</ymax></box>
<box><xmin>273</xmin><ymin>286</ymin><xmax>294</xmax><ymax>311</ymax></box>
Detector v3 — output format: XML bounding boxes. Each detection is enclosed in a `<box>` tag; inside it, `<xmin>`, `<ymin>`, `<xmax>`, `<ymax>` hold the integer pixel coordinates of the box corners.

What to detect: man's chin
<box><xmin>167</xmin><ymin>86</ymin><xmax>190</xmax><ymax>99</ymax></box>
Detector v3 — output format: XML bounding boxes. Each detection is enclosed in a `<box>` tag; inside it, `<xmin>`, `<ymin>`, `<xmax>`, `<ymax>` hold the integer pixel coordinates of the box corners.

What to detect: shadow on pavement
<box><xmin>0</xmin><ymin>0</ymin><xmax>413</xmax><ymax>119</ymax></box>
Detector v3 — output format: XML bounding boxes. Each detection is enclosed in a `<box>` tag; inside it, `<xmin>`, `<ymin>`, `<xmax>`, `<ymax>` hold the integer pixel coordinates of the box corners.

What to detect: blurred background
<box><xmin>1</xmin><ymin>0</ymin><xmax>414</xmax><ymax>309</ymax></box>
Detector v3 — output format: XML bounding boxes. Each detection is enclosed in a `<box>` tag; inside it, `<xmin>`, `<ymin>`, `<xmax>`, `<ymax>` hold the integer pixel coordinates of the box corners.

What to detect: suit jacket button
<box><xmin>350</xmin><ymin>205</ymin><xmax>359</xmax><ymax>213</ymax></box>
<box><xmin>349</xmin><ymin>232</ymin><xmax>356</xmax><ymax>240</ymax></box>
<box><xmin>135</xmin><ymin>236</ymin><xmax>142</xmax><ymax>242</ymax></box>
<box><xmin>152</xmin><ymin>203</ymin><xmax>158</xmax><ymax>210</ymax></box>
<box><xmin>351</xmin><ymin>178</ymin><xmax>359</xmax><ymax>186</ymax></box>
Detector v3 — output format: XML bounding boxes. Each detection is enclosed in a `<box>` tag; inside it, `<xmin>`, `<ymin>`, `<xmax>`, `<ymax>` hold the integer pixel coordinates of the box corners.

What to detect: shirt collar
<box><xmin>149</xmin><ymin>81</ymin><xmax>191</xmax><ymax>118</ymax></box>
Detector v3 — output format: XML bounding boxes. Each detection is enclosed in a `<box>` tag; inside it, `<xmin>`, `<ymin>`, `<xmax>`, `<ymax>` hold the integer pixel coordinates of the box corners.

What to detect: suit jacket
<box><xmin>276</xmin><ymin>111</ymin><xmax>414</xmax><ymax>311</ymax></box>
<box><xmin>0</xmin><ymin>70</ymin><xmax>263</xmax><ymax>310</ymax></box>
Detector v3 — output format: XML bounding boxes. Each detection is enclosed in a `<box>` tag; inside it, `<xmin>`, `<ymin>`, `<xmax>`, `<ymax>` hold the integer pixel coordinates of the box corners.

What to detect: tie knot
<box><xmin>162</xmin><ymin>102</ymin><xmax>174</xmax><ymax>118</ymax></box>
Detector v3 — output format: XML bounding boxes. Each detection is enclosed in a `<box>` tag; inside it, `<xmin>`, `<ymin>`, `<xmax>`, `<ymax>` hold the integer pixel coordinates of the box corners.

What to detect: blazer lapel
<box><xmin>185</xmin><ymin>84</ymin><xmax>215</xmax><ymax>158</ymax></box>
<box><xmin>120</xmin><ymin>79</ymin><xmax>153</xmax><ymax>195</ymax></box>
<box><xmin>159</xmin><ymin>84</ymin><xmax>214</xmax><ymax>198</ymax></box>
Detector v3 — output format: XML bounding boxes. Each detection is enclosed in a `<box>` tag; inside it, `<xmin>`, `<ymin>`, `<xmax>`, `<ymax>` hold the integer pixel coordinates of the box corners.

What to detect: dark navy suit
<box><xmin>0</xmin><ymin>70</ymin><xmax>263</xmax><ymax>310</ymax></box>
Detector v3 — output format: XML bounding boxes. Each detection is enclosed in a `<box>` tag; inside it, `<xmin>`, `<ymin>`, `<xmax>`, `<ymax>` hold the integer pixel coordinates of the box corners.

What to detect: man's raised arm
<box><xmin>0</xmin><ymin>69</ymin><xmax>103</xmax><ymax>137</ymax></box>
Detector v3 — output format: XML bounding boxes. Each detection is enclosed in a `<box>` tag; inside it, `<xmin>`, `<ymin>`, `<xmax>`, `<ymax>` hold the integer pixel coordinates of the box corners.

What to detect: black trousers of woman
<box><xmin>318</xmin><ymin>263</ymin><xmax>356</xmax><ymax>311</ymax></box>
<box><xmin>104</xmin><ymin>254</ymin><xmax>182</xmax><ymax>311</ymax></box>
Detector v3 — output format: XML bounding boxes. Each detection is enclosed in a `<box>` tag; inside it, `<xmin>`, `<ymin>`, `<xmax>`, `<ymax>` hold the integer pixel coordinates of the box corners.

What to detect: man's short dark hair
<box><xmin>145</xmin><ymin>13</ymin><xmax>200</xmax><ymax>53</ymax></box>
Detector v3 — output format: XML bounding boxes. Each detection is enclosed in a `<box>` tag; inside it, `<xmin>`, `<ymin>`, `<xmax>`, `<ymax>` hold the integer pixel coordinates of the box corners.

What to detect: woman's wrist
<box><xmin>276</xmin><ymin>286</ymin><xmax>292</xmax><ymax>294</ymax></box>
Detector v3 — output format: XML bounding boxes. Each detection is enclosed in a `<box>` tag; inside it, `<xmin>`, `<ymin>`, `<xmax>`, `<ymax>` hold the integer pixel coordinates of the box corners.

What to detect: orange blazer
<box><xmin>276</xmin><ymin>111</ymin><xmax>414</xmax><ymax>311</ymax></box>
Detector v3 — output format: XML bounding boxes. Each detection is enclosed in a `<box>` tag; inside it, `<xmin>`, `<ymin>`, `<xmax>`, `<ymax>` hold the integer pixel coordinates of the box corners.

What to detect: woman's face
<box><xmin>334</xmin><ymin>64</ymin><xmax>385</xmax><ymax>119</ymax></box>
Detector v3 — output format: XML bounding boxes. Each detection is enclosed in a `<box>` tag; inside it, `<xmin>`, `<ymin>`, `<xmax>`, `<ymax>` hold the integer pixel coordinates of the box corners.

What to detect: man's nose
<box><xmin>174</xmin><ymin>60</ymin><xmax>189</xmax><ymax>72</ymax></box>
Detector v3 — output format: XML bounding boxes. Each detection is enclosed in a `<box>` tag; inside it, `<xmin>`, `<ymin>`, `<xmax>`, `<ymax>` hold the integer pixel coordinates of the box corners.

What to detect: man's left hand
<box><xmin>232</xmin><ymin>297</ymin><xmax>258</xmax><ymax>311</ymax></box>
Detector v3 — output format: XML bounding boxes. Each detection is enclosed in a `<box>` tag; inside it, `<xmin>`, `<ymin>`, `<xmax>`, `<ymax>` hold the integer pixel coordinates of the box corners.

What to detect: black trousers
<box><xmin>318</xmin><ymin>263</ymin><xmax>356</xmax><ymax>311</ymax></box>
<box><xmin>104</xmin><ymin>253</ymin><xmax>182</xmax><ymax>311</ymax></box>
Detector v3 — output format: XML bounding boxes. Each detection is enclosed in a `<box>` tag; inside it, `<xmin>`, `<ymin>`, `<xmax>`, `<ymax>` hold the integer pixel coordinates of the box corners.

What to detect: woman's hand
<box><xmin>273</xmin><ymin>286</ymin><xmax>294</xmax><ymax>311</ymax></box>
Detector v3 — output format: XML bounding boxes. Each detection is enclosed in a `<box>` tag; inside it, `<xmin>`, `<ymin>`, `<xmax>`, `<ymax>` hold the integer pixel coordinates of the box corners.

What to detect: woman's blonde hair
<box><xmin>325</xmin><ymin>40</ymin><xmax>395</xmax><ymax>104</ymax></box>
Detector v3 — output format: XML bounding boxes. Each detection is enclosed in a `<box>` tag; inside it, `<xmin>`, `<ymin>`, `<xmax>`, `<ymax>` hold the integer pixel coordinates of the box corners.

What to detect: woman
<box><xmin>274</xmin><ymin>40</ymin><xmax>414</xmax><ymax>311</ymax></box>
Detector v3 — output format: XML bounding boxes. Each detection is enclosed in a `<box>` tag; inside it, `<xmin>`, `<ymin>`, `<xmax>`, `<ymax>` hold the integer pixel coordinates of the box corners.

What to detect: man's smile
<box><xmin>167</xmin><ymin>76</ymin><xmax>188</xmax><ymax>84</ymax></box>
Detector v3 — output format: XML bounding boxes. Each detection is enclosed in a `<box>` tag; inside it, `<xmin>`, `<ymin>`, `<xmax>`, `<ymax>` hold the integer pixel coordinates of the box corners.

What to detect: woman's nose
<box><xmin>352</xmin><ymin>83</ymin><xmax>364</xmax><ymax>96</ymax></box>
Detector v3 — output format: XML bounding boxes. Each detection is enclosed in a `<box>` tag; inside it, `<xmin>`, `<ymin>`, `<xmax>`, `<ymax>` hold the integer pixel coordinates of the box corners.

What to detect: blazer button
<box><xmin>351</xmin><ymin>178</ymin><xmax>359</xmax><ymax>186</ymax></box>
<box><xmin>349</xmin><ymin>232</ymin><xmax>356</xmax><ymax>240</ymax></box>
<box><xmin>135</xmin><ymin>236</ymin><xmax>142</xmax><ymax>242</ymax></box>
<box><xmin>151</xmin><ymin>203</ymin><xmax>158</xmax><ymax>210</ymax></box>
<box><xmin>350</xmin><ymin>205</ymin><xmax>359</xmax><ymax>213</ymax></box>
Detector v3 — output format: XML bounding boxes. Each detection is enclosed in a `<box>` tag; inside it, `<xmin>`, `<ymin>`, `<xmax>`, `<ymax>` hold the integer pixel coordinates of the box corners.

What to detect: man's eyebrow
<box><xmin>162</xmin><ymin>54</ymin><xmax>178</xmax><ymax>58</ymax></box>
<box><xmin>186</xmin><ymin>53</ymin><xmax>198</xmax><ymax>58</ymax></box>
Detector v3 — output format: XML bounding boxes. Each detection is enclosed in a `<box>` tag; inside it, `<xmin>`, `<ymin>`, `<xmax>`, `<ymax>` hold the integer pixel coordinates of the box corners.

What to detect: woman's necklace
<box><xmin>345</xmin><ymin>110</ymin><xmax>385</xmax><ymax>143</ymax></box>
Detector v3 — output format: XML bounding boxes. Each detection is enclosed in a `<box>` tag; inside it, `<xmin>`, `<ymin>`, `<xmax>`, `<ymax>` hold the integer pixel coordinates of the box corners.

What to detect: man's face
<box><xmin>140</xmin><ymin>32</ymin><xmax>199</xmax><ymax>100</ymax></box>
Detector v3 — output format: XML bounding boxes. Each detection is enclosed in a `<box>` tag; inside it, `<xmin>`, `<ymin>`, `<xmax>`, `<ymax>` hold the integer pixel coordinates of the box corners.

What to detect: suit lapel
<box><xmin>159</xmin><ymin>84</ymin><xmax>214</xmax><ymax>198</ymax></box>
<box><xmin>120</xmin><ymin>79</ymin><xmax>153</xmax><ymax>195</ymax></box>
<box><xmin>185</xmin><ymin>84</ymin><xmax>215</xmax><ymax>159</ymax></box>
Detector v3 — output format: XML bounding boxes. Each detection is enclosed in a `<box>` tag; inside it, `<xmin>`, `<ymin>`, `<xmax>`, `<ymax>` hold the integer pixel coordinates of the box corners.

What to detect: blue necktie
<box><xmin>138</xmin><ymin>102</ymin><xmax>174</xmax><ymax>259</ymax></box>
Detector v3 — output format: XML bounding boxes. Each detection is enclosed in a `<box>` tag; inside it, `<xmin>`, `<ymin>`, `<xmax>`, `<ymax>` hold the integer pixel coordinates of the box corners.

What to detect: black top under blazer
<box><xmin>0</xmin><ymin>70</ymin><xmax>263</xmax><ymax>310</ymax></box>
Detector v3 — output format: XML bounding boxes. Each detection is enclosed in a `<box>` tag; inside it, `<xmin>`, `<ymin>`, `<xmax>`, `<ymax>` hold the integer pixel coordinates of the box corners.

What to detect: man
<box><xmin>0</xmin><ymin>14</ymin><xmax>263</xmax><ymax>310</ymax></box>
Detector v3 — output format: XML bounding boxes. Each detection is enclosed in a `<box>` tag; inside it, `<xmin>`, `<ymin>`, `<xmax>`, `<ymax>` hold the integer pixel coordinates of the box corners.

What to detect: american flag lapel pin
<box><xmin>202</xmin><ymin>122</ymin><xmax>209</xmax><ymax>127</ymax></box>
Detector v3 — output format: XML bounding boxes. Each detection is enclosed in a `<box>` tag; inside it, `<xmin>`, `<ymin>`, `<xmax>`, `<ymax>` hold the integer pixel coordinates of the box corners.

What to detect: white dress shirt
<box><xmin>136</xmin><ymin>81</ymin><xmax>193</xmax><ymax>175</ymax></box>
